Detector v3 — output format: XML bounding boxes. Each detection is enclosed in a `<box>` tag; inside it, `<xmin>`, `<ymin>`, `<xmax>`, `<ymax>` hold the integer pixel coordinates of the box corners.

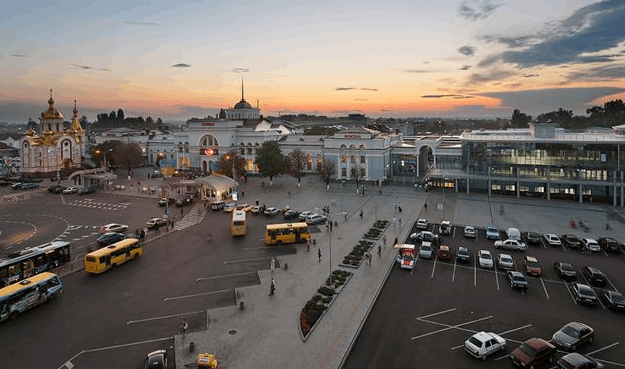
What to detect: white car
<box><xmin>478</xmin><ymin>250</ymin><xmax>494</xmax><ymax>269</ymax></box>
<box><xmin>580</xmin><ymin>238</ymin><xmax>600</xmax><ymax>252</ymax></box>
<box><xmin>485</xmin><ymin>225</ymin><xmax>500</xmax><ymax>240</ymax></box>
<box><xmin>99</xmin><ymin>223</ymin><xmax>128</xmax><ymax>234</ymax></box>
<box><xmin>419</xmin><ymin>242</ymin><xmax>433</xmax><ymax>259</ymax></box>
<box><xmin>439</xmin><ymin>220</ymin><xmax>452</xmax><ymax>235</ymax></box>
<box><xmin>299</xmin><ymin>211</ymin><xmax>315</xmax><ymax>221</ymax></box>
<box><xmin>544</xmin><ymin>233</ymin><xmax>562</xmax><ymax>247</ymax></box>
<box><xmin>62</xmin><ymin>186</ymin><xmax>79</xmax><ymax>194</ymax></box>
<box><xmin>464</xmin><ymin>226</ymin><xmax>476</xmax><ymax>238</ymax></box>
<box><xmin>416</xmin><ymin>218</ymin><xmax>428</xmax><ymax>230</ymax></box>
<box><xmin>497</xmin><ymin>253</ymin><xmax>514</xmax><ymax>270</ymax></box>
<box><xmin>494</xmin><ymin>239</ymin><xmax>527</xmax><ymax>251</ymax></box>
<box><xmin>464</xmin><ymin>331</ymin><xmax>506</xmax><ymax>360</ymax></box>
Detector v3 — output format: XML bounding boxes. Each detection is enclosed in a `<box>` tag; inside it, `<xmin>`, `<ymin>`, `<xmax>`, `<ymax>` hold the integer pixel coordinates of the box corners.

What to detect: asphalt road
<box><xmin>343</xmin><ymin>222</ymin><xmax>625</xmax><ymax>369</ymax></box>
<box><xmin>0</xmin><ymin>188</ymin><xmax>296</xmax><ymax>369</ymax></box>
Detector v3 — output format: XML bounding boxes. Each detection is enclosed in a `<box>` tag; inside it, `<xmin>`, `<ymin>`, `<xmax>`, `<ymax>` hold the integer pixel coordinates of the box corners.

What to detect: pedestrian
<box><xmin>394</xmin><ymin>237</ymin><xmax>398</xmax><ymax>245</ymax></box>
<box><xmin>359</xmin><ymin>209</ymin><xmax>363</xmax><ymax>218</ymax></box>
<box><xmin>398</xmin><ymin>218</ymin><xmax>403</xmax><ymax>228</ymax></box>
<box><xmin>330</xmin><ymin>221</ymin><xmax>333</xmax><ymax>232</ymax></box>
<box><xmin>256</xmin><ymin>199</ymin><xmax>259</xmax><ymax>206</ymax></box>
<box><xmin>180</xmin><ymin>208</ymin><xmax>183</xmax><ymax>216</ymax></box>
<box><xmin>271</xmin><ymin>257</ymin><xmax>275</xmax><ymax>272</ymax></box>
<box><xmin>367</xmin><ymin>252</ymin><xmax>372</xmax><ymax>266</ymax></box>
<box><xmin>392</xmin><ymin>217</ymin><xmax>396</xmax><ymax>228</ymax></box>
<box><xmin>379</xmin><ymin>188</ymin><xmax>382</xmax><ymax>195</ymax></box>
<box><xmin>398</xmin><ymin>206</ymin><xmax>402</xmax><ymax>212</ymax></box>
<box><xmin>307</xmin><ymin>240</ymin><xmax>311</xmax><ymax>252</ymax></box>
<box><xmin>606</xmin><ymin>222</ymin><xmax>611</xmax><ymax>230</ymax></box>
<box><xmin>241</xmin><ymin>190</ymin><xmax>245</xmax><ymax>199</ymax></box>
<box><xmin>377</xmin><ymin>244</ymin><xmax>381</xmax><ymax>257</ymax></box>
<box><xmin>318</xmin><ymin>248</ymin><xmax>322</xmax><ymax>262</ymax></box>
<box><xmin>269</xmin><ymin>278</ymin><xmax>275</xmax><ymax>296</ymax></box>
<box><xmin>424</xmin><ymin>203</ymin><xmax>427</xmax><ymax>211</ymax></box>
<box><xmin>180</xmin><ymin>318</ymin><xmax>188</xmax><ymax>338</ymax></box>
<box><xmin>343</xmin><ymin>212</ymin><xmax>347</xmax><ymax>220</ymax></box>
<box><xmin>383</xmin><ymin>235</ymin><xmax>387</xmax><ymax>247</ymax></box>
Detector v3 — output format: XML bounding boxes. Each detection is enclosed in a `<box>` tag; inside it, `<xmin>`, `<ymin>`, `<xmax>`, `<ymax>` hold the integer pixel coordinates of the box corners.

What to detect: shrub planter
<box><xmin>340</xmin><ymin>240</ymin><xmax>375</xmax><ymax>268</ymax></box>
<box><xmin>299</xmin><ymin>270</ymin><xmax>352</xmax><ymax>340</ymax></box>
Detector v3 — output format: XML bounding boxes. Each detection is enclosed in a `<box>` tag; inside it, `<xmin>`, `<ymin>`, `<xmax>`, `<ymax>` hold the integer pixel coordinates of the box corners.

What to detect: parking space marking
<box><xmin>196</xmin><ymin>271</ymin><xmax>257</xmax><ymax>281</ymax></box>
<box><xmin>586</xmin><ymin>341</ymin><xmax>620</xmax><ymax>356</ymax></box>
<box><xmin>416</xmin><ymin>308</ymin><xmax>456</xmax><ymax>320</ymax></box>
<box><xmin>473</xmin><ymin>262</ymin><xmax>477</xmax><ymax>286</ymax></box>
<box><xmin>430</xmin><ymin>255</ymin><xmax>438</xmax><ymax>278</ymax></box>
<box><xmin>412</xmin><ymin>315</ymin><xmax>493</xmax><ymax>340</ymax></box>
<box><xmin>223</xmin><ymin>257</ymin><xmax>270</xmax><ymax>264</ymax></box>
<box><xmin>163</xmin><ymin>289</ymin><xmax>231</xmax><ymax>301</ymax></box>
<box><xmin>564</xmin><ymin>283</ymin><xmax>577</xmax><ymax>305</ymax></box>
<box><xmin>539</xmin><ymin>278</ymin><xmax>550</xmax><ymax>299</ymax></box>
<box><xmin>494</xmin><ymin>267</ymin><xmax>500</xmax><ymax>290</ymax></box>
<box><xmin>126</xmin><ymin>310</ymin><xmax>203</xmax><ymax>325</ymax></box>
<box><xmin>452</xmin><ymin>258</ymin><xmax>457</xmax><ymax>282</ymax></box>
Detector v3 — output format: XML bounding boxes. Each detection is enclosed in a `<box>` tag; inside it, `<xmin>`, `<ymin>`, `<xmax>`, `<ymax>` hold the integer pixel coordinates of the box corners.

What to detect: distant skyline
<box><xmin>1</xmin><ymin>0</ymin><xmax>624</xmax><ymax>123</ymax></box>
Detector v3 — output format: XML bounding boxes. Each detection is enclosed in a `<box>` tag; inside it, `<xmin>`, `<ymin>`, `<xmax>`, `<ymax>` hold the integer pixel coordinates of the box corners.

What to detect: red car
<box><xmin>510</xmin><ymin>338</ymin><xmax>556</xmax><ymax>368</ymax></box>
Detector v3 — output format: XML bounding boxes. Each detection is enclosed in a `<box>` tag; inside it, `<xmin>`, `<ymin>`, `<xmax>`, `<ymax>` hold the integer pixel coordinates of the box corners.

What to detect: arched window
<box><xmin>201</xmin><ymin>135</ymin><xmax>219</xmax><ymax>146</ymax></box>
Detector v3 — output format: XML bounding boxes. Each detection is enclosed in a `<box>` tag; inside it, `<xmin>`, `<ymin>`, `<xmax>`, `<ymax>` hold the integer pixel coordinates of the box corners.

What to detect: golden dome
<box><xmin>41</xmin><ymin>89</ymin><xmax>64</xmax><ymax>120</ymax></box>
<box><xmin>70</xmin><ymin>99</ymin><xmax>84</xmax><ymax>132</ymax></box>
<box><xmin>26</xmin><ymin>127</ymin><xmax>36</xmax><ymax>136</ymax></box>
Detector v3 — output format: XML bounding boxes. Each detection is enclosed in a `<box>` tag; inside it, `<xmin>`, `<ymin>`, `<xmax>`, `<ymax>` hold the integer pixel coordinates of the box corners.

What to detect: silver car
<box><xmin>419</xmin><ymin>242</ymin><xmax>433</xmax><ymax>259</ymax></box>
<box><xmin>494</xmin><ymin>239</ymin><xmax>527</xmax><ymax>251</ymax></box>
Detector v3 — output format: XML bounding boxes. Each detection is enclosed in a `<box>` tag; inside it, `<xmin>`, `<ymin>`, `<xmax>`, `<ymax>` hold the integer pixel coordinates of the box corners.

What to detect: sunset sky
<box><xmin>1</xmin><ymin>0</ymin><xmax>624</xmax><ymax>123</ymax></box>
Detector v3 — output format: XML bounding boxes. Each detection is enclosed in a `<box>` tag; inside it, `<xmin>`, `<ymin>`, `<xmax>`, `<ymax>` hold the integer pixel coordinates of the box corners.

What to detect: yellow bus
<box><xmin>231</xmin><ymin>210</ymin><xmax>247</xmax><ymax>236</ymax></box>
<box><xmin>265</xmin><ymin>222</ymin><xmax>311</xmax><ymax>245</ymax></box>
<box><xmin>84</xmin><ymin>238</ymin><xmax>142</xmax><ymax>274</ymax></box>
<box><xmin>0</xmin><ymin>272</ymin><xmax>63</xmax><ymax>322</ymax></box>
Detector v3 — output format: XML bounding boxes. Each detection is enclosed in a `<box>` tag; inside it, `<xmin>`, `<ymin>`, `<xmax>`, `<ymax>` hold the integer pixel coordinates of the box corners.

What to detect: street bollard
<box><xmin>240</xmin><ymin>301</ymin><xmax>245</xmax><ymax>310</ymax></box>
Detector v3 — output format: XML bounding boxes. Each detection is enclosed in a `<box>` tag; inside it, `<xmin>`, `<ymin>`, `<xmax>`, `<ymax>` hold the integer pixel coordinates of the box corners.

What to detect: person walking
<box><xmin>269</xmin><ymin>278</ymin><xmax>275</xmax><ymax>296</ymax></box>
<box><xmin>359</xmin><ymin>209</ymin><xmax>363</xmax><ymax>218</ymax></box>
<box><xmin>424</xmin><ymin>203</ymin><xmax>427</xmax><ymax>211</ymax></box>
<box><xmin>377</xmin><ymin>244</ymin><xmax>381</xmax><ymax>257</ymax></box>
<box><xmin>180</xmin><ymin>318</ymin><xmax>188</xmax><ymax>338</ymax></box>
<box><xmin>318</xmin><ymin>248</ymin><xmax>322</xmax><ymax>262</ymax></box>
<box><xmin>307</xmin><ymin>240</ymin><xmax>311</xmax><ymax>252</ymax></box>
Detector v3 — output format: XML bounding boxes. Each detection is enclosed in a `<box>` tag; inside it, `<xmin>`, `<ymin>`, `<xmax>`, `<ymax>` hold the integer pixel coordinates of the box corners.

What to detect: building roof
<box><xmin>234</xmin><ymin>99</ymin><xmax>253</xmax><ymax>109</ymax></box>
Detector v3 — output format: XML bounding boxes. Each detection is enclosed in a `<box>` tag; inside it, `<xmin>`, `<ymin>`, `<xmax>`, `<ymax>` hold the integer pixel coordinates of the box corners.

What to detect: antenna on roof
<box><xmin>241</xmin><ymin>77</ymin><xmax>244</xmax><ymax>101</ymax></box>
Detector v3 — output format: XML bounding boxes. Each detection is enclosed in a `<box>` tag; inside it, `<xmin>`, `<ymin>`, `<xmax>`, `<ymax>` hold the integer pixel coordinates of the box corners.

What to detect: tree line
<box><xmin>511</xmin><ymin>99</ymin><xmax>625</xmax><ymax>129</ymax></box>
<box><xmin>92</xmin><ymin>109</ymin><xmax>164</xmax><ymax>129</ymax></box>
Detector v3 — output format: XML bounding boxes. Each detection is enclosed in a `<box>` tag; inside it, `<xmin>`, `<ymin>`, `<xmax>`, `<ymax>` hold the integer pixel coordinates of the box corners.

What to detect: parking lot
<box><xmin>344</xmin><ymin>217</ymin><xmax>625</xmax><ymax>369</ymax></box>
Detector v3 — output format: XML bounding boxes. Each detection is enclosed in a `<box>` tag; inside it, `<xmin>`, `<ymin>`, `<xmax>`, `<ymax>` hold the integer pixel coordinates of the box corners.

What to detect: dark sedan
<box><xmin>158</xmin><ymin>197</ymin><xmax>175</xmax><ymax>206</ymax></box>
<box><xmin>598</xmin><ymin>237</ymin><xmax>620</xmax><ymax>253</ymax></box>
<box><xmin>570</xmin><ymin>283</ymin><xmax>598</xmax><ymax>306</ymax></box>
<box><xmin>581</xmin><ymin>266</ymin><xmax>607</xmax><ymax>287</ymax></box>
<box><xmin>554</xmin><ymin>261</ymin><xmax>577</xmax><ymax>280</ymax></box>
<box><xmin>97</xmin><ymin>232</ymin><xmax>125</xmax><ymax>246</ymax></box>
<box><xmin>561</xmin><ymin>234</ymin><xmax>581</xmax><ymax>249</ymax></box>
<box><xmin>409</xmin><ymin>231</ymin><xmax>440</xmax><ymax>245</ymax></box>
<box><xmin>284</xmin><ymin>209</ymin><xmax>300</xmax><ymax>220</ymax></box>
<box><xmin>552</xmin><ymin>322</ymin><xmax>594</xmax><ymax>351</ymax></box>
<box><xmin>557</xmin><ymin>353</ymin><xmax>604</xmax><ymax>369</ymax></box>
<box><xmin>523</xmin><ymin>232</ymin><xmax>541</xmax><ymax>245</ymax></box>
<box><xmin>601</xmin><ymin>290</ymin><xmax>625</xmax><ymax>312</ymax></box>
<box><xmin>175</xmin><ymin>197</ymin><xmax>193</xmax><ymax>207</ymax></box>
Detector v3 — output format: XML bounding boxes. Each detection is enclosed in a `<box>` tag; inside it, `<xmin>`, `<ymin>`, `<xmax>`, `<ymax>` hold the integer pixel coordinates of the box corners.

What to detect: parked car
<box><xmin>419</xmin><ymin>242</ymin><xmax>434</xmax><ymax>260</ymax></box>
<box><xmin>554</xmin><ymin>261</ymin><xmax>577</xmax><ymax>280</ymax></box>
<box><xmin>497</xmin><ymin>253</ymin><xmax>514</xmax><ymax>270</ymax></box>
<box><xmin>299</xmin><ymin>211</ymin><xmax>315</xmax><ymax>221</ymax></box>
<box><xmin>306</xmin><ymin>214</ymin><xmax>327</xmax><ymax>225</ymax></box>
<box><xmin>509</xmin><ymin>338</ymin><xmax>556</xmax><ymax>368</ymax></box>
<box><xmin>99</xmin><ymin>223</ymin><xmax>128</xmax><ymax>234</ymax></box>
<box><xmin>176</xmin><ymin>197</ymin><xmax>193</xmax><ymax>207</ymax></box>
<box><xmin>409</xmin><ymin>231</ymin><xmax>440</xmax><ymax>245</ymax></box>
<box><xmin>284</xmin><ymin>209</ymin><xmax>300</xmax><ymax>220</ymax></box>
<box><xmin>11</xmin><ymin>182</ymin><xmax>22</xmax><ymax>190</ymax></box>
<box><xmin>437</xmin><ymin>245</ymin><xmax>452</xmax><ymax>260</ymax></box>
<box><xmin>439</xmin><ymin>220</ymin><xmax>452</xmax><ymax>235</ymax></box>
<box><xmin>464</xmin><ymin>331</ymin><xmax>506</xmax><ymax>360</ymax></box>
<box><xmin>144</xmin><ymin>349</ymin><xmax>169</xmax><ymax>369</ymax></box>
<box><xmin>561</xmin><ymin>234</ymin><xmax>581</xmax><ymax>249</ymax></box>
<box><xmin>580</xmin><ymin>238</ymin><xmax>600</xmax><ymax>252</ymax></box>
<box><xmin>240</xmin><ymin>204</ymin><xmax>253</xmax><ymax>212</ymax></box>
<box><xmin>457</xmin><ymin>246</ymin><xmax>471</xmax><ymax>263</ymax></box>
<box><xmin>494</xmin><ymin>239</ymin><xmax>527</xmax><ymax>251</ymax></box>
<box><xmin>600</xmin><ymin>290</ymin><xmax>625</xmax><ymax>312</ymax></box>
<box><xmin>416</xmin><ymin>218</ymin><xmax>428</xmax><ymax>230</ymax></box>
<box><xmin>264</xmin><ymin>207</ymin><xmax>280</xmax><ymax>216</ymax></box>
<box><xmin>19</xmin><ymin>182</ymin><xmax>39</xmax><ymax>190</ymax></box>
<box><xmin>552</xmin><ymin>322</ymin><xmax>594</xmax><ymax>351</ymax></box>
<box><xmin>158</xmin><ymin>197</ymin><xmax>175</xmax><ymax>206</ymax></box>
<box><xmin>464</xmin><ymin>226</ymin><xmax>476</xmax><ymax>238</ymax></box>
<box><xmin>78</xmin><ymin>187</ymin><xmax>95</xmax><ymax>195</ymax></box>
<box><xmin>97</xmin><ymin>232</ymin><xmax>125</xmax><ymax>246</ymax></box>
<box><xmin>523</xmin><ymin>232</ymin><xmax>541</xmax><ymax>245</ymax></box>
<box><xmin>53</xmin><ymin>185</ymin><xmax>67</xmax><ymax>194</ymax></box>
<box><xmin>147</xmin><ymin>218</ymin><xmax>168</xmax><ymax>229</ymax></box>
<box><xmin>523</xmin><ymin>256</ymin><xmax>542</xmax><ymax>277</ymax></box>
<box><xmin>485</xmin><ymin>225</ymin><xmax>500</xmax><ymax>240</ymax></box>
<box><xmin>507</xmin><ymin>271</ymin><xmax>528</xmax><ymax>290</ymax></box>
<box><xmin>544</xmin><ymin>234</ymin><xmax>562</xmax><ymax>247</ymax></box>
<box><xmin>223</xmin><ymin>202</ymin><xmax>237</xmax><ymax>212</ymax></box>
<box><xmin>570</xmin><ymin>283</ymin><xmax>598</xmax><ymax>305</ymax></box>
<box><xmin>556</xmin><ymin>353</ymin><xmax>604</xmax><ymax>369</ymax></box>
<box><xmin>580</xmin><ymin>266</ymin><xmax>607</xmax><ymax>287</ymax></box>
<box><xmin>478</xmin><ymin>250</ymin><xmax>494</xmax><ymax>269</ymax></box>
<box><xmin>48</xmin><ymin>184</ymin><xmax>63</xmax><ymax>193</ymax></box>
<box><xmin>505</xmin><ymin>227</ymin><xmax>522</xmax><ymax>241</ymax></box>
<box><xmin>250</xmin><ymin>205</ymin><xmax>262</xmax><ymax>214</ymax></box>
<box><xmin>62</xmin><ymin>186</ymin><xmax>79</xmax><ymax>194</ymax></box>
<box><xmin>597</xmin><ymin>237</ymin><xmax>620</xmax><ymax>253</ymax></box>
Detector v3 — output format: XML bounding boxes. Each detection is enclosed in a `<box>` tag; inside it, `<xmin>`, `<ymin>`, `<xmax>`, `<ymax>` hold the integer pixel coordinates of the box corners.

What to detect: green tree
<box><xmin>217</xmin><ymin>150</ymin><xmax>246</xmax><ymax>179</ymax></box>
<box><xmin>286</xmin><ymin>149</ymin><xmax>306</xmax><ymax>187</ymax></box>
<box><xmin>350</xmin><ymin>163</ymin><xmax>365</xmax><ymax>190</ymax></box>
<box><xmin>255</xmin><ymin>140</ymin><xmax>286</xmax><ymax>185</ymax></box>
<box><xmin>317</xmin><ymin>159</ymin><xmax>336</xmax><ymax>187</ymax></box>
<box><xmin>511</xmin><ymin>109</ymin><xmax>532</xmax><ymax>128</ymax></box>
<box><xmin>110</xmin><ymin>141</ymin><xmax>143</xmax><ymax>175</ymax></box>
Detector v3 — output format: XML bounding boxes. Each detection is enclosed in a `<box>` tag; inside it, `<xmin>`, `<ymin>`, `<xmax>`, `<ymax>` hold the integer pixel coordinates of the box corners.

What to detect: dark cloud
<box><xmin>334</xmin><ymin>87</ymin><xmax>355</xmax><ymax>91</ymax></box>
<box><xmin>498</xmin><ymin>0</ymin><xmax>625</xmax><ymax>68</ymax></box>
<box><xmin>523</xmin><ymin>74</ymin><xmax>539</xmax><ymax>78</ymax></box>
<box><xmin>479</xmin><ymin>35</ymin><xmax>538</xmax><ymax>48</ymax></box>
<box><xmin>422</xmin><ymin>94</ymin><xmax>474</xmax><ymax>99</ymax></box>
<box><xmin>478</xmin><ymin>86</ymin><xmax>625</xmax><ymax>115</ymax></box>
<box><xmin>70</xmin><ymin>63</ymin><xmax>110</xmax><ymax>72</ymax></box>
<box><xmin>172</xmin><ymin>63</ymin><xmax>191</xmax><ymax>68</ymax></box>
<box><xmin>458</xmin><ymin>45</ymin><xmax>476</xmax><ymax>56</ymax></box>
<box><xmin>232</xmin><ymin>68</ymin><xmax>249</xmax><ymax>73</ymax></box>
<box><xmin>565</xmin><ymin>64</ymin><xmax>625</xmax><ymax>82</ymax></box>
<box><xmin>125</xmin><ymin>20</ymin><xmax>159</xmax><ymax>26</ymax></box>
<box><xmin>460</xmin><ymin>65</ymin><xmax>472</xmax><ymax>71</ymax></box>
<box><xmin>458</xmin><ymin>1</ymin><xmax>502</xmax><ymax>21</ymax></box>
<box><xmin>477</xmin><ymin>54</ymin><xmax>501</xmax><ymax>68</ymax></box>
<box><xmin>11</xmin><ymin>54</ymin><xmax>28</xmax><ymax>57</ymax></box>
<box><xmin>466</xmin><ymin>69</ymin><xmax>515</xmax><ymax>85</ymax></box>
<box><xmin>359</xmin><ymin>88</ymin><xmax>378</xmax><ymax>91</ymax></box>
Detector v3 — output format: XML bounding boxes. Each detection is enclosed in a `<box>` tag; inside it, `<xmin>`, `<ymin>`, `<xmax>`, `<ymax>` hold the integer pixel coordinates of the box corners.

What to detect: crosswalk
<box><xmin>54</xmin><ymin>225</ymin><xmax>100</xmax><ymax>242</ymax></box>
<box><xmin>174</xmin><ymin>205</ymin><xmax>209</xmax><ymax>231</ymax></box>
<box><xmin>67</xmin><ymin>199</ymin><xmax>130</xmax><ymax>211</ymax></box>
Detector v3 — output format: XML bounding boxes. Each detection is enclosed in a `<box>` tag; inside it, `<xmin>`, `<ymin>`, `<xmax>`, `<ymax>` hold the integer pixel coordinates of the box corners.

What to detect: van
<box><xmin>506</xmin><ymin>227</ymin><xmax>521</xmax><ymax>241</ymax></box>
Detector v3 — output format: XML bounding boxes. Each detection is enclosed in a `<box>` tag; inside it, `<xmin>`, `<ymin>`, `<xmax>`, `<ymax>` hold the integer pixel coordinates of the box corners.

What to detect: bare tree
<box><xmin>317</xmin><ymin>159</ymin><xmax>336</xmax><ymax>189</ymax></box>
<box><xmin>286</xmin><ymin>149</ymin><xmax>306</xmax><ymax>187</ymax></box>
<box><xmin>109</xmin><ymin>141</ymin><xmax>143</xmax><ymax>176</ymax></box>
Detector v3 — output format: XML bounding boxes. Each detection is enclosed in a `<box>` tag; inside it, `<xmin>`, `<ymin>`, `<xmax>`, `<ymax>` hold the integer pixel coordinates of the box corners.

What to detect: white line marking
<box><xmin>474</xmin><ymin>260</ymin><xmax>477</xmax><ymax>286</ymax></box>
<box><xmin>416</xmin><ymin>308</ymin><xmax>457</xmax><ymax>320</ymax></box>
<box><xmin>196</xmin><ymin>271</ymin><xmax>256</xmax><ymax>281</ymax></box>
<box><xmin>540</xmin><ymin>278</ymin><xmax>550</xmax><ymax>299</ymax></box>
<box><xmin>452</xmin><ymin>258</ymin><xmax>457</xmax><ymax>282</ymax></box>
<box><xmin>585</xmin><ymin>342</ymin><xmax>620</xmax><ymax>356</ymax></box>
<box><xmin>494</xmin><ymin>267</ymin><xmax>500</xmax><ymax>290</ymax></box>
<box><xmin>412</xmin><ymin>315</ymin><xmax>493</xmax><ymax>340</ymax></box>
<box><xmin>497</xmin><ymin>324</ymin><xmax>532</xmax><ymax>336</ymax></box>
<box><xmin>127</xmin><ymin>310</ymin><xmax>203</xmax><ymax>324</ymax></box>
<box><xmin>83</xmin><ymin>336</ymin><xmax>172</xmax><ymax>353</ymax></box>
<box><xmin>223</xmin><ymin>257</ymin><xmax>269</xmax><ymax>264</ymax></box>
<box><xmin>164</xmin><ymin>289</ymin><xmax>231</xmax><ymax>301</ymax></box>
<box><xmin>430</xmin><ymin>255</ymin><xmax>437</xmax><ymax>278</ymax></box>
